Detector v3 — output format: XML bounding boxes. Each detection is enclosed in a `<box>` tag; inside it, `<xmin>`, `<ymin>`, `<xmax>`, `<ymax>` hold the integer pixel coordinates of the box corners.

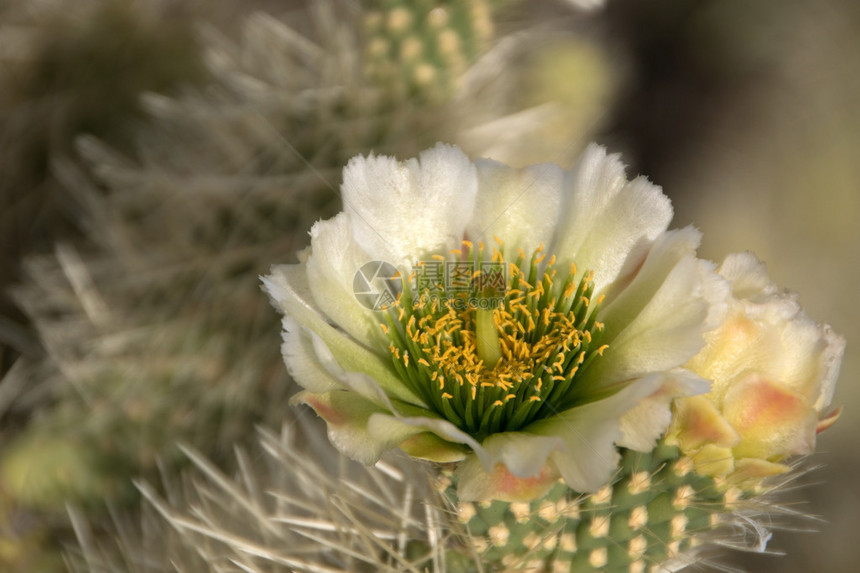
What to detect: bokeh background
<box><xmin>0</xmin><ymin>0</ymin><xmax>857</xmax><ymax>571</ymax></box>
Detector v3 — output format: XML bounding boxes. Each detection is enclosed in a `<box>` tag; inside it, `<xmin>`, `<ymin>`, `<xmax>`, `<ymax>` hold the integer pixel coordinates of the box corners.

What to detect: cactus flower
<box><xmin>669</xmin><ymin>253</ymin><xmax>844</xmax><ymax>482</ymax></box>
<box><xmin>263</xmin><ymin>143</ymin><xmax>729</xmax><ymax>501</ymax></box>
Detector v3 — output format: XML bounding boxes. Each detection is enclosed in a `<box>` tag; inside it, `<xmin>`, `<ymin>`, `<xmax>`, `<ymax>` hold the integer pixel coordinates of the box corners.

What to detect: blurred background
<box><xmin>0</xmin><ymin>0</ymin><xmax>857</xmax><ymax>571</ymax></box>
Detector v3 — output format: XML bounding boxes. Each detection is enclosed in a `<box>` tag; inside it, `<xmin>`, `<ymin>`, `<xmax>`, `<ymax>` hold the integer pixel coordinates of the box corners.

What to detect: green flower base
<box><xmin>443</xmin><ymin>443</ymin><xmax>728</xmax><ymax>572</ymax></box>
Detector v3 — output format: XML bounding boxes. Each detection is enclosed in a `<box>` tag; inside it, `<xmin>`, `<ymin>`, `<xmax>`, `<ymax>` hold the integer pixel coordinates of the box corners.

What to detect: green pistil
<box><xmin>475</xmin><ymin>307</ymin><xmax>503</xmax><ymax>368</ymax></box>
<box><xmin>382</xmin><ymin>242</ymin><xmax>608</xmax><ymax>439</ymax></box>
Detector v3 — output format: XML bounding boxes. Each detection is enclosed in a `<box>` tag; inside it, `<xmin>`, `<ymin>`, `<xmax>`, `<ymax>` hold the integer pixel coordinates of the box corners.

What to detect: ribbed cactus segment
<box><xmin>363</xmin><ymin>0</ymin><xmax>496</xmax><ymax>99</ymax></box>
<box><xmin>444</xmin><ymin>443</ymin><xmax>732</xmax><ymax>572</ymax></box>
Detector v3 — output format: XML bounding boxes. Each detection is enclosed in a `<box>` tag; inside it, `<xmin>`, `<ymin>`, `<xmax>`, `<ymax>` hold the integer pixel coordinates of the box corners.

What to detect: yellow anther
<box><xmin>403</xmin><ymin>352</ymin><xmax>409</xmax><ymax>367</ymax></box>
<box><xmin>564</xmin><ymin>284</ymin><xmax>576</xmax><ymax>299</ymax></box>
<box><xmin>529</xmin><ymin>395</ymin><xmax>542</xmax><ymax>402</ymax></box>
<box><xmin>462</xmin><ymin>239</ymin><xmax>473</xmax><ymax>249</ymax></box>
<box><xmin>581</xmin><ymin>296</ymin><xmax>590</xmax><ymax>307</ymax></box>
<box><xmin>471</xmin><ymin>386</ymin><xmax>477</xmax><ymax>400</ymax></box>
<box><xmin>418</xmin><ymin>358</ymin><xmax>430</xmax><ymax>368</ymax></box>
<box><xmin>380</xmin><ymin>323</ymin><xmax>389</xmax><ymax>334</ymax></box>
<box><xmin>441</xmin><ymin>392</ymin><xmax>453</xmax><ymax>399</ymax></box>
<box><xmin>597</xmin><ymin>344</ymin><xmax>609</xmax><ymax>356</ymax></box>
<box><xmin>505</xmin><ymin>394</ymin><xmax>516</xmax><ymax>402</ymax></box>
<box><xmin>492</xmin><ymin>400</ymin><xmax>504</xmax><ymax>407</ymax></box>
<box><xmin>450</xmin><ymin>249</ymin><xmax>463</xmax><ymax>256</ymax></box>
<box><xmin>597</xmin><ymin>294</ymin><xmax>605</xmax><ymax>305</ymax></box>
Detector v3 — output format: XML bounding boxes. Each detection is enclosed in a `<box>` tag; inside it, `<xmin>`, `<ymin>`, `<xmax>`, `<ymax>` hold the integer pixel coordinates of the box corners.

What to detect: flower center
<box><xmin>381</xmin><ymin>240</ymin><xmax>608</xmax><ymax>440</ymax></box>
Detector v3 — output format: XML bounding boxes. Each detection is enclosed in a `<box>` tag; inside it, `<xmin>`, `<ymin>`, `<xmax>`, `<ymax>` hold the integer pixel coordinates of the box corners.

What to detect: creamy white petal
<box><xmin>341</xmin><ymin>143</ymin><xmax>478</xmax><ymax>265</ymax></box>
<box><xmin>366</xmin><ymin>413</ymin><xmax>490</xmax><ymax>467</ymax></box>
<box><xmin>454</xmin><ymin>434</ymin><xmax>562</xmax><ymax>502</ymax></box>
<box><xmin>305</xmin><ymin>212</ymin><xmax>386</xmax><ymax>346</ymax></box>
<box><xmin>710</xmin><ymin>252</ymin><xmax>845</xmax><ymax>411</ymax></box>
<box><xmin>816</xmin><ymin>326</ymin><xmax>845</xmax><ymax>412</ymax></box>
<box><xmin>478</xmin><ymin>432</ymin><xmax>565</xmax><ymax>478</ymax></box>
<box><xmin>292</xmin><ymin>390</ymin><xmax>395</xmax><ymax>465</ymax></box>
<box><xmin>262</xmin><ymin>265</ymin><xmax>424</xmax><ymax>406</ymax></box>
<box><xmin>552</xmin><ymin>144</ymin><xmax>673</xmax><ymax>293</ymax></box>
<box><xmin>526</xmin><ymin>376</ymin><xmax>664</xmax><ymax>493</ymax></box>
<box><xmin>617</xmin><ymin>369</ymin><xmax>710</xmax><ymax>451</ymax></box>
<box><xmin>281</xmin><ymin>318</ymin><xmax>343</xmax><ymax>393</ymax></box>
<box><xmin>718</xmin><ymin>252</ymin><xmax>778</xmax><ymax>300</ymax></box>
<box><xmin>466</xmin><ymin>159</ymin><xmax>564</xmax><ymax>253</ymax></box>
<box><xmin>578</xmin><ymin>228</ymin><xmax>729</xmax><ymax>396</ymax></box>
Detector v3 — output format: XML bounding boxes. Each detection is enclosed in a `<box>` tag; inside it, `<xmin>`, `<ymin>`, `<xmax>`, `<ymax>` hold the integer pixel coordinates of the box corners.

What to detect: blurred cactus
<box><xmin>363</xmin><ymin>0</ymin><xmax>498</xmax><ymax>101</ymax></box>
<box><xmin>64</xmin><ymin>423</ymin><xmax>476</xmax><ymax>573</ymax></box>
<box><xmin>0</xmin><ymin>0</ymin><xmax>205</xmax><ymax>369</ymax></box>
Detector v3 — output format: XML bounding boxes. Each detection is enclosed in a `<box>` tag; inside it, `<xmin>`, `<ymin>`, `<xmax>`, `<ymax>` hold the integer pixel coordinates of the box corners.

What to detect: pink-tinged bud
<box><xmin>721</xmin><ymin>373</ymin><xmax>818</xmax><ymax>459</ymax></box>
<box><xmin>670</xmin><ymin>252</ymin><xmax>844</xmax><ymax>482</ymax></box>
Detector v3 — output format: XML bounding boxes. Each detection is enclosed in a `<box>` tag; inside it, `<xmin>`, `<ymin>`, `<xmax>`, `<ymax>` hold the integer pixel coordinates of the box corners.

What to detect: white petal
<box><xmin>293</xmin><ymin>390</ymin><xmax>393</xmax><ymax>465</ymax></box>
<box><xmin>816</xmin><ymin>326</ymin><xmax>845</xmax><ymax>412</ymax></box>
<box><xmin>454</xmin><ymin>434</ymin><xmax>562</xmax><ymax>502</ymax></box>
<box><xmin>712</xmin><ymin>254</ymin><xmax>845</xmax><ymax>412</ymax></box>
<box><xmin>718</xmin><ymin>252</ymin><xmax>778</xmax><ymax>300</ymax></box>
<box><xmin>526</xmin><ymin>377</ymin><xmax>664</xmax><ymax>493</ymax></box>
<box><xmin>466</xmin><ymin>159</ymin><xmax>564</xmax><ymax>253</ymax></box>
<box><xmin>305</xmin><ymin>212</ymin><xmax>387</xmax><ymax>346</ymax></box>
<box><xmin>478</xmin><ymin>432</ymin><xmax>564</xmax><ymax>478</ymax></box>
<box><xmin>578</xmin><ymin>228</ymin><xmax>729</xmax><ymax>395</ymax></box>
<box><xmin>552</xmin><ymin>144</ymin><xmax>673</xmax><ymax>293</ymax></box>
<box><xmin>281</xmin><ymin>318</ymin><xmax>343</xmax><ymax>393</ymax></box>
<box><xmin>341</xmin><ymin>143</ymin><xmax>478</xmax><ymax>265</ymax></box>
<box><xmin>366</xmin><ymin>413</ymin><xmax>490</xmax><ymax>466</ymax></box>
<box><xmin>617</xmin><ymin>369</ymin><xmax>710</xmax><ymax>451</ymax></box>
<box><xmin>261</xmin><ymin>265</ymin><xmax>424</xmax><ymax>407</ymax></box>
